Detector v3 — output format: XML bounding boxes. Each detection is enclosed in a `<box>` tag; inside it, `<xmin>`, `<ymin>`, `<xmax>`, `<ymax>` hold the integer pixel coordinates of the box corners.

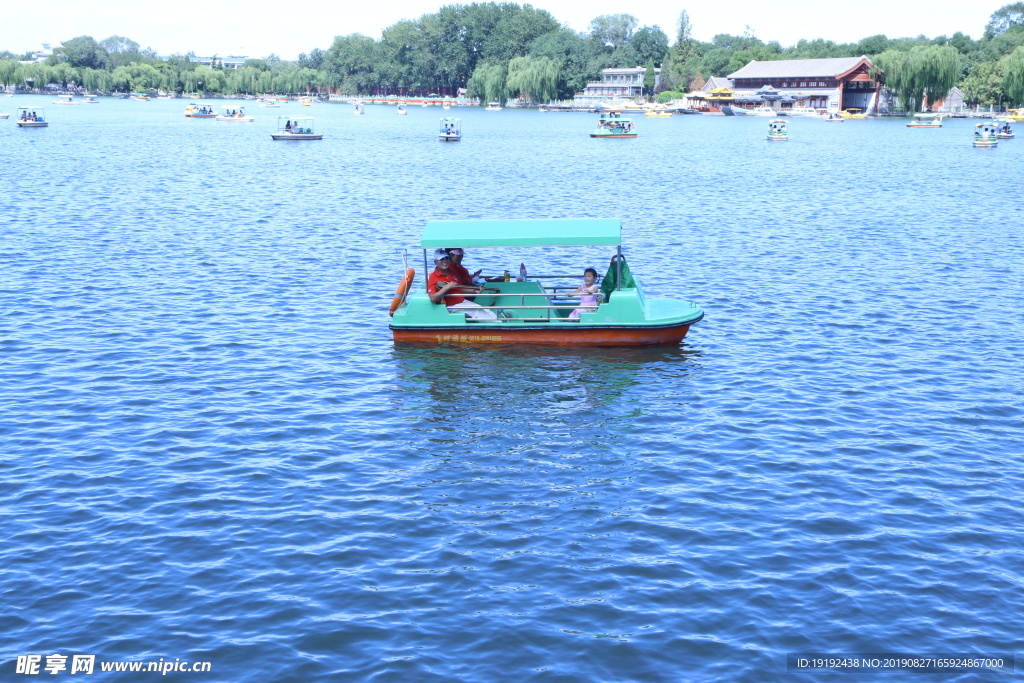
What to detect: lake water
<box><xmin>2</xmin><ymin>97</ymin><xmax>1023</xmax><ymax>681</ymax></box>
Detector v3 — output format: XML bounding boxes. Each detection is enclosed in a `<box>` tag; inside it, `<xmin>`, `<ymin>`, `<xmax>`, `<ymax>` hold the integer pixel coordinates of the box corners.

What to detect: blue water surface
<box><xmin>2</xmin><ymin>98</ymin><xmax>1023</xmax><ymax>681</ymax></box>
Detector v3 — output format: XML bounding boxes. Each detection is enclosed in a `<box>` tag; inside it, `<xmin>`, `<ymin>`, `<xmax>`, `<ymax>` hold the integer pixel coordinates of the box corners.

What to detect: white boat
<box><xmin>271</xmin><ymin>116</ymin><xmax>322</xmax><ymax>140</ymax></box>
<box><xmin>258</xmin><ymin>98</ymin><xmax>280</xmax><ymax>108</ymax></box>
<box><xmin>16</xmin><ymin>106</ymin><xmax>48</xmax><ymax>127</ymax></box>
<box><xmin>354</xmin><ymin>103</ymin><xmax>364</xmax><ymax>115</ymax></box>
<box><xmin>82</xmin><ymin>95</ymin><xmax>99</xmax><ymax>104</ymax></box>
<box><xmin>53</xmin><ymin>95</ymin><xmax>79</xmax><ymax>105</ymax></box>
<box><xmin>485</xmin><ymin>101</ymin><xmax>502</xmax><ymax>111</ymax></box>
<box><xmin>995</xmin><ymin>119</ymin><xmax>1014</xmax><ymax>139</ymax></box>
<box><xmin>789</xmin><ymin>106</ymin><xmax>817</xmax><ymax>117</ymax></box>
<box><xmin>906</xmin><ymin>113</ymin><xmax>943</xmax><ymax>128</ymax></box>
<box><xmin>216</xmin><ymin>106</ymin><xmax>254</xmax><ymax>122</ymax></box>
<box><xmin>749</xmin><ymin>104</ymin><xmax>776</xmax><ymax>116</ymax></box>
<box><xmin>157</xmin><ymin>95</ymin><xmax>173</xmax><ymax>100</ymax></box>
<box><xmin>439</xmin><ymin>116</ymin><xmax>461</xmax><ymax>141</ymax></box>
<box><xmin>0</xmin><ymin>111</ymin><xmax>8</xmax><ymax>119</ymax></box>
<box><xmin>973</xmin><ymin>123</ymin><xmax>998</xmax><ymax>148</ymax></box>
<box><xmin>767</xmin><ymin>119</ymin><xmax>789</xmax><ymax>141</ymax></box>
<box><xmin>397</xmin><ymin>105</ymin><xmax>407</xmax><ymax>115</ymax></box>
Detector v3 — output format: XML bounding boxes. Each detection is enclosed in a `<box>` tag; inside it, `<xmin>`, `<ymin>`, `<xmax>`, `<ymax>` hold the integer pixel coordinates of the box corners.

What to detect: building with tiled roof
<box><xmin>727</xmin><ymin>56</ymin><xmax>882</xmax><ymax>113</ymax></box>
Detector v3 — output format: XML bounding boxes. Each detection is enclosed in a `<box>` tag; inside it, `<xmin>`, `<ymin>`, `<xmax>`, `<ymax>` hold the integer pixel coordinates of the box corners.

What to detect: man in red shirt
<box><xmin>427</xmin><ymin>249</ymin><xmax>496</xmax><ymax>319</ymax></box>
<box><xmin>446</xmin><ymin>247</ymin><xmax>482</xmax><ymax>286</ymax></box>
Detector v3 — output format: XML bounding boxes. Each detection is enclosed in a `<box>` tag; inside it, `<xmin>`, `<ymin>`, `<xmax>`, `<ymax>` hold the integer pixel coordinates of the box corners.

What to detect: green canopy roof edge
<box><xmin>421</xmin><ymin>218</ymin><xmax>621</xmax><ymax>248</ymax></box>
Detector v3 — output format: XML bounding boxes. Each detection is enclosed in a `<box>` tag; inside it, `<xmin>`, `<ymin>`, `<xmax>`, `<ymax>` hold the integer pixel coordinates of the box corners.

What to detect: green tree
<box><xmin>984</xmin><ymin>2</ymin><xmax>1024</xmax><ymax>38</ymax></box>
<box><xmin>466</xmin><ymin>61</ymin><xmax>507</xmax><ymax>104</ymax></box>
<box><xmin>589</xmin><ymin>14</ymin><xmax>638</xmax><ymax>48</ymax></box>
<box><xmin>505</xmin><ymin>55</ymin><xmax>560</xmax><ymax>102</ymax></box>
<box><xmin>631</xmin><ymin>26</ymin><xmax>670</xmax><ymax>65</ymax></box>
<box><xmin>643</xmin><ymin>58</ymin><xmax>655</xmax><ymax>96</ymax></box>
<box><xmin>56</xmin><ymin>36</ymin><xmax>108</xmax><ymax>69</ymax></box>
<box><xmin>875</xmin><ymin>44</ymin><xmax>962</xmax><ymax>112</ymax></box>
<box><xmin>1002</xmin><ymin>45</ymin><xmax>1024</xmax><ymax>103</ymax></box>
<box><xmin>530</xmin><ymin>27</ymin><xmax>603</xmax><ymax>98</ymax></box>
<box><xmin>960</xmin><ymin>60</ymin><xmax>1004</xmax><ymax>105</ymax></box>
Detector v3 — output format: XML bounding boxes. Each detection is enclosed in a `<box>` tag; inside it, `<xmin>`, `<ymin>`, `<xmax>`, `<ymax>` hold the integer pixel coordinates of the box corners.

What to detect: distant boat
<box><xmin>906</xmin><ymin>113</ymin><xmax>943</xmax><ymax>128</ymax></box>
<box><xmin>591</xmin><ymin>111</ymin><xmax>636</xmax><ymax>138</ymax></box>
<box><xmin>485</xmin><ymin>101</ymin><xmax>502</xmax><ymax>111</ymax></box>
<box><xmin>788</xmin><ymin>106</ymin><xmax>817</xmax><ymax>117</ymax></box>
<box><xmin>52</xmin><ymin>95</ymin><xmax>79</xmax><ymax>105</ymax></box>
<box><xmin>439</xmin><ymin>116</ymin><xmax>461</xmax><ymax>141</ymax></box>
<box><xmin>272</xmin><ymin>115</ymin><xmax>322</xmax><ymax>140</ymax></box>
<box><xmin>216</xmin><ymin>106</ymin><xmax>254</xmax><ymax>122</ymax></box>
<box><xmin>82</xmin><ymin>95</ymin><xmax>99</xmax><ymax>104</ymax></box>
<box><xmin>16</xmin><ymin>106</ymin><xmax>48</xmax><ymax>127</ymax></box>
<box><xmin>184</xmin><ymin>103</ymin><xmax>216</xmax><ymax>118</ymax></box>
<box><xmin>766</xmin><ymin>119</ymin><xmax>789</xmax><ymax>141</ymax></box>
<box><xmin>973</xmin><ymin>123</ymin><xmax>998</xmax><ymax>147</ymax></box>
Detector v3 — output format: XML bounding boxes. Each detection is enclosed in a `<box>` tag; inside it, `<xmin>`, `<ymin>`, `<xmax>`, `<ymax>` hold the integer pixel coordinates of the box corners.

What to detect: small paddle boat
<box><xmin>397</xmin><ymin>105</ymin><xmax>407</xmax><ymax>115</ymax></box>
<box><xmin>439</xmin><ymin>117</ymin><xmax>461</xmax><ymax>141</ymax></box>
<box><xmin>216</xmin><ymin>107</ymin><xmax>254</xmax><ymax>122</ymax></box>
<box><xmin>52</xmin><ymin>95</ymin><xmax>79</xmax><ymax>105</ymax></box>
<box><xmin>16</xmin><ymin>106</ymin><xmax>47</xmax><ymax>127</ymax></box>
<box><xmin>995</xmin><ymin>119</ymin><xmax>1015</xmax><ymax>139</ymax></box>
<box><xmin>185</xmin><ymin>103</ymin><xmax>216</xmax><ymax>118</ymax></box>
<box><xmin>907</xmin><ymin>113</ymin><xmax>942</xmax><ymax>128</ymax></box>
<box><xmin>389</xmin><ymin>219</ymin><xmax>704</xmax><ymax>346</ymax></box>
<box><xmin>591</xmin><ymin>111</ymin><xmax>636</xmax><ymax>138</ymax></box>
<box><xmin>271</xmin><ymin>116</ymin><xmax>322</xmax><ymax>140</ymax></box>
<box><xmin>353</xmin><ymin>103</ymin><xmax>364</xmax><ymax>115</ymax></box>
<box><xmin>767</xmin><ymin>119</ymin><xmax>789</xmax><ymax>141</ymax></box>
<box><xmin>82</xmin><ymin>95</ymin><xmax>99</xmax><ymax>104</ymax></box>
<box><xmin>0</xmin><ymin>111</ymin><xmax>9</xmax><ymax>119</ymax></box>
<box><xmin>973</xmin><ymin>123</ymin><xmax>998</xmax><ymax>148</ymax></box>
<box><xmin>485</xmin><ymin>101</ymin><xmax>502</xmax><ymax>111</ymax></box>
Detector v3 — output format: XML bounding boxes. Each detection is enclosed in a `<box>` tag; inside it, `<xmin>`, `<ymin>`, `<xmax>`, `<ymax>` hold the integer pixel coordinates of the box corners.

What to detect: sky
<box><xmin>0</xmin><ymin>0</ymin><xmax>1003</xmax><ymax>61</ymax></box>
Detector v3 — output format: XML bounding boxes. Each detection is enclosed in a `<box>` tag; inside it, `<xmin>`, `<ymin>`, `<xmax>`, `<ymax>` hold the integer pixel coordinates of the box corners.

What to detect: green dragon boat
<box><xmin>389</xmin><ymin>219</ymin><xmax>704</xmax><ymax>345</ymax></box>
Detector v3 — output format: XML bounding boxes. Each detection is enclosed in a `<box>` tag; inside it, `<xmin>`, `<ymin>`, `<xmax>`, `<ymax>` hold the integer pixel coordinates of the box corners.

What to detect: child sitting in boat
<box><xmin>567</xmin><ymin>268</ymin><xmax>601</xmax><ymax>319</ymax></box>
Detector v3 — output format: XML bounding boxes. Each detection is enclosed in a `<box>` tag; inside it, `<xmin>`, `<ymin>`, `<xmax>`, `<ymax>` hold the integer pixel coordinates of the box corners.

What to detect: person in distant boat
<box><xmin>427</xmin><ymin>249</ymin><xmax>496</xmax><ymax>319</ymax></box>
<box><xmin>446</xmin><ymin>248</ymin><xmax>482</xmax><ymax>285</ymax></box>
<box><xmin>285</xmin><ymin>120</ymin><xmax>292</xmax><ymax>130</ymax></box>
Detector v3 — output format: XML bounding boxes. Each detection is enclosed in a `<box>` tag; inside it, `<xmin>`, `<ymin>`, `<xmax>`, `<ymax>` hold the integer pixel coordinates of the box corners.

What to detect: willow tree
<box><xmin>466</xmin><ymin>61</ymin><xmax>507</xmax><ymax>105</ymax></box>
<box><xmin>875</xmin><ymin>45</ymin><xmax>961</xmax><ymax>113</ymax></box>
<box><xmin>1003</xmin><ymin>45</ymin><xmax>1024</xmax><ymax>105</ymax></box>
<box><xmin>505</xmin><ymin>56</ymin><xmax>560</xmax><ymax>103</ymax></box>
<box><xmin>0</xmin><ymin>59</ymin><xmax>20</xmax><ymax>88</ymax></box>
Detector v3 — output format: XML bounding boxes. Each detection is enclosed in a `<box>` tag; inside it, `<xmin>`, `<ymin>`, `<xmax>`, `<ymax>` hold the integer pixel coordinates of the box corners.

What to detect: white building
<box><xmin>574</xmin><ymin>67</ymin><xmax>661</xmax><ymax>106</ymax></box>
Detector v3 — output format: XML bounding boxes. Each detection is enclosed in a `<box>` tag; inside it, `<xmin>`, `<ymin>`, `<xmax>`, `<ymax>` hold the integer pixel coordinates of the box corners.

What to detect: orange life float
<box><xmin>389</xmin><ymin>268</ymin><xmax>416</xmax><ymax>316</ymax></box>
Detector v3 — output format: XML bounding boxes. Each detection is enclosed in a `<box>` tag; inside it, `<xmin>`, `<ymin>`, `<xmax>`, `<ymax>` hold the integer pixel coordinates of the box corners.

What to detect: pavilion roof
<box><xmin>728</xmin><ymin>57</ymin><xmax>876</xmax><ymax>80</ymax></box>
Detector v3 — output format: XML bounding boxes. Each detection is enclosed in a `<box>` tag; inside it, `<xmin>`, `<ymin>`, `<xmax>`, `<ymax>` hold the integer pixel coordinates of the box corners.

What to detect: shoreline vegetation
<box><xmin>2</xmin><ymin>3</ymin><xmax>1023</xmax><ymax>108</ymax></box>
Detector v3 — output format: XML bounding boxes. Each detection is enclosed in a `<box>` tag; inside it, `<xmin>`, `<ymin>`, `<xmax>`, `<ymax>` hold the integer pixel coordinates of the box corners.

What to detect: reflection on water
<box><xmin>390</xmin><ymin>343</ymin><xmax>704</xmax><ymax>431</ymax></box>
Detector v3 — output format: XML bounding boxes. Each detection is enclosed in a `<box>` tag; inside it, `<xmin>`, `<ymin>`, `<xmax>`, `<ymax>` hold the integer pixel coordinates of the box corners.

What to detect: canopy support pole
<box><xmin>616</xmin><ymin>245</ymin><xmax>622</xmax><ymax>291</ymax></box>
<box><xmin>423</xmin><ymin>249</ymin><xmax>429</xmax><ymax>287</ymax></box>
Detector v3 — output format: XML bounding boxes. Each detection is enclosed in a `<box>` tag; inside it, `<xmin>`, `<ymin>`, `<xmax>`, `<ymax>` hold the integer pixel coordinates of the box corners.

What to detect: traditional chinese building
<box><xmin>574</xmin><ymin>67</ymin><xmax>661</xmax><ymax>106</ymax></box>
<box><xmin>727</xmin><ymin>56</ymin><xmax>883</xmax><ymax>113</ymax></box>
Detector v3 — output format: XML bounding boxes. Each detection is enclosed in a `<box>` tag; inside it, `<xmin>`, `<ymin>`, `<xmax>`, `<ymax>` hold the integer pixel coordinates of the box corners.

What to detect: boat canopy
<box><xmin>421</xmin><ymin>219</ymin><xmax>621</xmax><ymax>248</ymax></box>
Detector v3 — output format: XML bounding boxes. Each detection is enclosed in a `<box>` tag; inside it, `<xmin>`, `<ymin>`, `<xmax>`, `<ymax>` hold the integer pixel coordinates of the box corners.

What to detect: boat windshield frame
<box><xmin>277</xmin><ymin>115</ymin><xmax>314</xmax><ymax>133</ymax></box>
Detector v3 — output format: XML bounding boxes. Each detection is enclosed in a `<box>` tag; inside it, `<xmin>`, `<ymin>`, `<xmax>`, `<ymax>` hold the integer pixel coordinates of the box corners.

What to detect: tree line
<box><xmin>2</xmin><ymin>2</ymin><xmax>1023</xmax><ymax>107</ymax></box>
